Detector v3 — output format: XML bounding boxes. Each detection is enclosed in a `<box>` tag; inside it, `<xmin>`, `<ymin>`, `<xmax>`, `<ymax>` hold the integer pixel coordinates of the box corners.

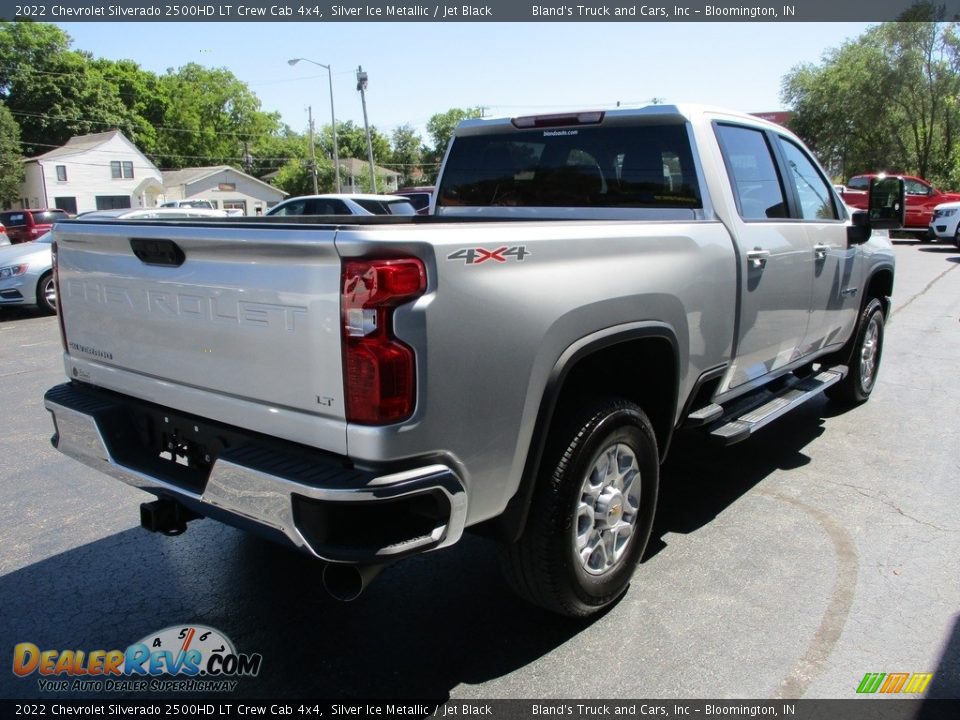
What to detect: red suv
<box><xmin>0</xmin><ymin>209</ymin><xmax>71</xmax><ymax>244</ymax></box>
<box><xmin>840</xmin><ymin>175</ymin><xmax>960</xmax><ymax>236</ymax></box>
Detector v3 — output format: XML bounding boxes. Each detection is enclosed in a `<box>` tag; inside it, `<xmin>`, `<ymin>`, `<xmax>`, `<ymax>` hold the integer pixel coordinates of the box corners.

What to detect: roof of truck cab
<box><xmin>454</xmin><ymin>104</ymin><xmax>790</xmax><ymax>137</ymax></box>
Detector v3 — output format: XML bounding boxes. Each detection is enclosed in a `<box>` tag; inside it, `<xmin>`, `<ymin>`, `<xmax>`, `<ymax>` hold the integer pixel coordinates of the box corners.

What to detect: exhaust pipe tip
<box><xmin>322</xmin><ymin>563</ymin><xmax>385</xmax><ymax>602</ymax></box>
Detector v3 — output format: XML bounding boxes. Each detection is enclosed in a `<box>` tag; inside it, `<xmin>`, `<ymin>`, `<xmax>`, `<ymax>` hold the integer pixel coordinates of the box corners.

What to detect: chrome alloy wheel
<box><xmin>575</xmin><ymin>442</ymin><xmax>641</xmax><ymax>575</ymax></box>
<box><xmin>859</xmin><ymin>314</ymin><xmax>881</xmax><ymax>392</ymax></box>
<box><xmin>43</xmin><ymin>276</ymin><xmax>57</xmax><ymax>310</ymax></box>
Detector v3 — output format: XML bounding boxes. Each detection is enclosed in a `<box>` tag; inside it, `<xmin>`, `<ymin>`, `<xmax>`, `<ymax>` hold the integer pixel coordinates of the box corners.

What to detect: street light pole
<box><xmin>288</xmin><ymin>57</ymin><xmax>341</xmax><ymax>193</ymax></box>
<box><xmin>356</xmin><ymin>66</ymin><xmax>377</xmax><ymax>194</ymax></box>
<box><xmin>307</xmin><ymin>105</ymin><xmax>318</xmax><ymax>194</ymax></box>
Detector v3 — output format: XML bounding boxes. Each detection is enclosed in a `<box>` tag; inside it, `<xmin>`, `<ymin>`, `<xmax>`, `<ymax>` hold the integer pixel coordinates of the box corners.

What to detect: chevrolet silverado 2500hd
<box><xmin>44</xmin><ymin>106</ymin><xmax>902</xmax><ymax>617</ymax></box>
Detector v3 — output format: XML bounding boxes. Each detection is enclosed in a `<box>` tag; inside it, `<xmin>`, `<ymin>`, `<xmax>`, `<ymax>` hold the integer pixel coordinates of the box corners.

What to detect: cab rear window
<box><xmin>437</xmin><ymin>124</ymin><xmax>701</xmax><ymax>209</ymax></box>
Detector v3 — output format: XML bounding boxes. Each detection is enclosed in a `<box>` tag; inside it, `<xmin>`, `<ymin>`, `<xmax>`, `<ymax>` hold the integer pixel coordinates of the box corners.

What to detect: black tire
<box><xmin>500</xmin><ymin>398</ymin><xmax>659</xmax><ymax>617</ymax></box>
<box><xmin>36</xmin><ymin>272</ymin><xmax>57</xmax><ymax>315</ymax></box>
<box><xmin>827</xmin><ymin>298</ymin><xmax>885</xmax><ymax>405</ymax></box>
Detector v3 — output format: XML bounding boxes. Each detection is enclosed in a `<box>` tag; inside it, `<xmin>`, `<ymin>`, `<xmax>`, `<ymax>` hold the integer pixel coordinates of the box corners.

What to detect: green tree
<box><xmin>319</xmin><ymin>120</ymin><xmax>390</xmax><ymax>165</ymax></box>
<box><xmin>425</xmin><ymin>107</ymin><xmax>484</xmax><ymax>164</ymax></box>
<box><xmin>249</xmin><ymin>125</ymin><xmax>309</xmax><ymax>179</ymax></box>
<box><xmin>92</xmin><ymin>58</ymin><xmax>169</xmax><ymax>157</ymax></box>
<box><xmin>389</xmin><ymin>123</ymin><xmax>424</xmax><ymax>186</ymax></box>
<box><xmin>154</xmin><ymin>63</ymin><xmax>283</xmax><ymax>169</ymax></box>
<box><xmin>0</xmin><ymin>101</ymin><xmax>25</xmax><ymax>205</ymax></box>
<box><xmin>781</xmin><ymin>7</ymin><xmax>960</xmax><ymax>185</ymax></box>
<box><xmin>271</xmin><ymin>157</ymin><xmax>335</xmax><ymax>196</ymax></box>
<box><xmin>0</xmin><ymin>23</ymin><xmax>132</xmax><ymax>156</ymax></box>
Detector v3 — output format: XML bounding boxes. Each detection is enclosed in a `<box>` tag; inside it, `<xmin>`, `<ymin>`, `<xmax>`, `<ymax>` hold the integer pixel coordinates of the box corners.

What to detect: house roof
<box><xmin>33</xmin><ymin>130</ymin><xmax>125</xmax><ymax>160</ymax></box>
<box><xmin>162</xmin><ymin>165</ymin><xmax>287</xmax><ymax>196</ymax></box>
<box><xmin>30</xmin><ymin>130</ymin><xmax>161</xmax><ymax>175</ymax></box>
<box><xmin>339</xmin><ymin>157</ymin><xmax>400</xmax><ymax>178</ymax></box>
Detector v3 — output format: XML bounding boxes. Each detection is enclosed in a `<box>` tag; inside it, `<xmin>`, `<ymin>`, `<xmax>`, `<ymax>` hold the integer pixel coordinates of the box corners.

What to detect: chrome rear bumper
<box><xmin>44</xmin><ymin>383</ymin><xmax>467</xmax><ymax>563</ymax></box>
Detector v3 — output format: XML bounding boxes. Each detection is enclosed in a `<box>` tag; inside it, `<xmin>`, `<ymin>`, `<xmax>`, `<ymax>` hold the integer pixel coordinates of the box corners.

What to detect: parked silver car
<box><xmin>0</xmin><ymin>208</ymin><xmax>230</xmax><ymax>314</ymax></box>
<box><xmin>0</xmin><ymin>231</ymin><xmax>55</xmax><ymax>313</ymax></box>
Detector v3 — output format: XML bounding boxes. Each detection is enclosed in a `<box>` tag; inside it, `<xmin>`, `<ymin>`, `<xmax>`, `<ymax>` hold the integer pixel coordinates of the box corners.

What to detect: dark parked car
<box><xmin>0</xmin><ymin>209</ymin><xmax>71</xmax><ymax>244</ymax></box>
<box><xmin>395</xmin><ymin>186</ymin><xmax>434</xmax><ymax>215</ymax></box>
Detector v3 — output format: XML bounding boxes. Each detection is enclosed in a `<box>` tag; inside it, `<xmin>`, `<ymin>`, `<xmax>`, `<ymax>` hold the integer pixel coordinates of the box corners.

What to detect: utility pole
<box><xmin>356</xmin><ymin>66</ymin><xmax>377</xmax><ymax>193</ymax></box>
<box><xmin>307</xmin><ymin>105</ymin><xmax>319</xmax><ymax>194</ymax></box>
<box><xmin>243</xmin><ymin>141</ymin><xmax>253</xmax><ymax>173</ymax></box>
<box><xmin>288</xmin><ymin>58</ymin><xmax>340</xmax><ymax>192</ymax></box>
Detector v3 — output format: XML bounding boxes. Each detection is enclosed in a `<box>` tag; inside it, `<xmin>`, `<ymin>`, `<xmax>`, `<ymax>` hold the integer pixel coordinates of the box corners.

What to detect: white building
<box><xmin>339</xmin><ymin>158</ymin><xmax>402</xmax><ymax>193</ymax></box>
<box><xmin>16</xmin><ymin>130</ymin><xmax>163</xmax><ymax>214</ymax></box>
<box><xmin>161</xmin><ymin>166</ymin><xmax>287</xmax><ymax>215</ymax></box>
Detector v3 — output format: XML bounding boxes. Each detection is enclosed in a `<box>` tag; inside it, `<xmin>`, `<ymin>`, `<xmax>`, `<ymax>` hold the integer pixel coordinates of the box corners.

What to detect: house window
<box><xmin>110</xmin><ymin>161</ymin><xmax>134</xmax><ymax>179</ymax></box>
<box><xmin>56</xmin><ymin>165</ymin><xmax>67</xmax><ymax>182</ymax></box>
<box><xmin>95</xmin><ymin>195</ymin><xmax>132</xmax><ymax>210</ymax></box>
<box><xmin>55</xmin><ymin>197</ymin><xmax>78</xmax><ymax>215</ymax></box>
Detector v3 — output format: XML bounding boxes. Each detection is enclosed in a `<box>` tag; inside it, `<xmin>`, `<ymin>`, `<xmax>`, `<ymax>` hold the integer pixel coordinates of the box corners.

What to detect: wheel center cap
<box><xmin>596</xmin><ymin>489</ymin><xmax>625</xmax><ymax>526</ymax></box>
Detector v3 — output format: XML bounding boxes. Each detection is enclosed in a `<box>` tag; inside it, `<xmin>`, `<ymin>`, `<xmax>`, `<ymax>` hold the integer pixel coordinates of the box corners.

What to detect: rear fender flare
<box><xmin>494</xmin><ymin>321</ymin><xmax>679</xmax><ymax>543</ymax></box>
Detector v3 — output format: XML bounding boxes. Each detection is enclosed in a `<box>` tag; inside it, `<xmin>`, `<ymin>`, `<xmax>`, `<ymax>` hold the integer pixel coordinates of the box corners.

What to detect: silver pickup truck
<box><xmin>44</xmin><ymin>105</ymin><xmax>902</xmax><ymax>617</ymax></box>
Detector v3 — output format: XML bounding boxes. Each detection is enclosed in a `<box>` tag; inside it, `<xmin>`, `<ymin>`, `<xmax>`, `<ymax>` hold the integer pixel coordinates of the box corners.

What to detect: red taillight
<box><xmin>341</xmin><ymin>259</ymin><xmax>426</xmax><ymax>425</ymax></box>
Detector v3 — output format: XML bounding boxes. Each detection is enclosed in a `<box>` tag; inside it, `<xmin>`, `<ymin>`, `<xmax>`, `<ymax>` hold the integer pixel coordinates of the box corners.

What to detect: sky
<box><xmin>56</xmin><ymin>21</ymin><xmax>875</xmax><ymax>141</ymax></box>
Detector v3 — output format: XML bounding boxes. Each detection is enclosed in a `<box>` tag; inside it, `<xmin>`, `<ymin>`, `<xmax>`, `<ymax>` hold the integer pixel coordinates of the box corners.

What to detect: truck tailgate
<box><xmin>54</xmin><ymin>221</ymin><xmax>346</xmax><ymax>448</ymax></box>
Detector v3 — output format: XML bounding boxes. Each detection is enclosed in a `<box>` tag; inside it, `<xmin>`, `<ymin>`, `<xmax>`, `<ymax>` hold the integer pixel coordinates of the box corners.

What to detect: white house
<box><xmin>338</xmin><ymin>157</ymin><xmax>401</xmax><ymax>194</ymax></box>
<box><xmin>17</xmin><ymin>130</ymin><xmax>163</xmax><ymax>214</ymax></box>
<box><xmin>161</xmin><ymin>166</ymin><xmax>287</xmax><ymax>215</ymax></box>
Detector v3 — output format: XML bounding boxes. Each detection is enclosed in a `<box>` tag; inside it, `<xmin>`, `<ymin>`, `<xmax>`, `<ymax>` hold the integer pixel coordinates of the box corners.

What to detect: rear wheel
<box><xmin>827</xmin><ymin>298</ymin><xmax>885</xmax><ymax>405</ymax></box>
<box><xmin>37</xmin><ymin>272</ymin><xmax>56</xmax><ymax>314</ymax></box>
<box><xmin>500</xmin><ymin>398</ymin><xmax>659</xmax><ymax>617</ymax></box>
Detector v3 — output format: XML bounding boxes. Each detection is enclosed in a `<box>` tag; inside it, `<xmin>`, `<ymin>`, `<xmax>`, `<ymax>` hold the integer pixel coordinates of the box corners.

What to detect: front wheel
<box><xmin>500</xmin><ymin>398</ymin><xmax>659</xmax><ymax>617</ymax></box>
<box><xmin>828</xmin><ymin>298</ymin><xmax>885</xmax><ymax>405</ymax></box>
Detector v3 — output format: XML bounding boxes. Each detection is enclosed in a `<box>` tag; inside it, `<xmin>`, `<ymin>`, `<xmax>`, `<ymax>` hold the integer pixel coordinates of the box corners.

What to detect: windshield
<box><xmin>437</xmin><ymin>124</ymin><xmax>701</xmax><ymax>209</ymax></box>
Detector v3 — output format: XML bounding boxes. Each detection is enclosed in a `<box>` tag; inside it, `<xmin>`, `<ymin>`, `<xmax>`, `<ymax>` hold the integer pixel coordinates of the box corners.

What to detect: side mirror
<box><xmin>868</xmin><ymin>176</ymin><xmax>905</xmax><ymax>230</ymax></box>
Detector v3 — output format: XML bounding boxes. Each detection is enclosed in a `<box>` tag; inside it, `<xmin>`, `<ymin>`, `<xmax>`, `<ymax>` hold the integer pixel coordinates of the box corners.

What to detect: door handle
<box><xmin>746</xmin><ymin>248</ymin><xmax>770</xmax><ymax>269</ymax></box>
<box><xmin>813</xmin><ymin>244</ymin><xmax>829</xmax><ymax>261</ymax></box>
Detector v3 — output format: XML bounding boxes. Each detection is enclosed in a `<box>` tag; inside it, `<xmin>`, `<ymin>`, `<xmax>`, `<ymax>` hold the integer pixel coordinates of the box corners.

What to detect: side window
<box><xmin>716</xmin><ymin>124</ymin><xmax>787</xmax><ymax>220</ymax></box>
<box><xmin>273</xmin><ymin>200</ymin><xmax>305</xmax><ymax>216</ymax></box>
<box><xmin>779</xmin><ymin>139</ymin><xmax>839</xmax><ymax>221</ymax></box>
<box><xmin>904</xmin><ymin>179</ymin><xmax>930</xmax><ymax>196</ymax></box>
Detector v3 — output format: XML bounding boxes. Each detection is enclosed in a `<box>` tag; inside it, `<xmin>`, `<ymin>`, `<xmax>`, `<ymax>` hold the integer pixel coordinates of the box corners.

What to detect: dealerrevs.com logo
<box><xmin>13</xmin><ymin>625</ymin><xmax>262</xmax><ymax>693</ymax></box>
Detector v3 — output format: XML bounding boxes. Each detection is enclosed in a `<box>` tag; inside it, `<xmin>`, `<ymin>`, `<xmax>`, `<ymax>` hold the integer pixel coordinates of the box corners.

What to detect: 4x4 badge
<box><xmin>447</xmin><ymin>246</ymin><xmax>530</xmax><ymax>265</ymax></box>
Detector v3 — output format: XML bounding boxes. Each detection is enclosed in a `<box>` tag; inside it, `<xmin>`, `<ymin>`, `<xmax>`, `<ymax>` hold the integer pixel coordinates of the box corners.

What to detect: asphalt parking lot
<box><xmin>0</xmin><ymin>240</ymin><xmax>957</xmax><ymax>701</ymax></box>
